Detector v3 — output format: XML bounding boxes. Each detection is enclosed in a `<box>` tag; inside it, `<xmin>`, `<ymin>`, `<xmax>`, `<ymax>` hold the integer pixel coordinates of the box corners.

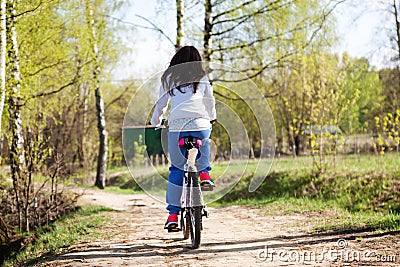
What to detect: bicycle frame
<box><xmin>181</xmin><ymin>148</ymin><xmax>205</xmax><ymax>208</ymax></box>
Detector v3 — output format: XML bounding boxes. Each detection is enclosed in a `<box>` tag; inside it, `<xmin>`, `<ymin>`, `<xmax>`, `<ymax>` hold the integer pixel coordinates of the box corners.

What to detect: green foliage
<box><xmin>0</xmin><ymin>0</ymin><xmax>131</xmax><ymax>171</ymax></box>
<box><xmin>0</xmin><ymin>0</ymin><xmax>133</xmax><ymax>246</ymax></box>
<box><xmin>374</xmin><ymin>110</ymin><xmax>400</xmax><ymax>155</ymax></box>
<box><xmin>133</xmin><ymin>134</ymin><xmax>147</xmax><ymax>166</ymax></box>
<box><xmin>213</xmin><ymin>84</ymin><xmax>261</xmax><ymax>157</ymax></box>
<box><xmin>3</xmin><ymin>205</ymin><xmax>111</xmax><ymax>267</ymax></box>
<box><xmin>340</xmin><ymin>56</ymin><xmax>383</xmax><ymax>133</ymax></box>
<box><xmin>105</xmin><ymin>82</ymin><xmax>138</xmax><ymax>165</ymax></box>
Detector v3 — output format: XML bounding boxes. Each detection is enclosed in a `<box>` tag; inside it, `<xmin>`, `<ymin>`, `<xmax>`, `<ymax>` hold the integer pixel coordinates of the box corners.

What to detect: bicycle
<box><xmin>178</xmin><ymin>136</ymin><xmax>212</xmax><ymax>249</ymax></box>
<box><xmin>159</xmin><ymin>120</ymin><xmax>212</xmax><ymax>249</ymax></box>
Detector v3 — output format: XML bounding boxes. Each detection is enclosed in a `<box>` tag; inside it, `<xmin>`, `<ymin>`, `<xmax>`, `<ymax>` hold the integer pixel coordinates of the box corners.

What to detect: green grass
<box><xmin>312</xmin><ymin>210</ymin><xmax>400</xmax><ymax>232</ymax></box>
<box><xmin>211</xmin><ymin>153</ymin><xmax>400</xmax><ymax>232</ymax></box>
<box><xmin>103</xmin><ymin>186</ymin><xmax>139</xmax><ymax>194</ymax></box>
<box><xmin>3</xmin><ymin>205</ymin><xmax>113</xmax><ymax>267</ymax></box>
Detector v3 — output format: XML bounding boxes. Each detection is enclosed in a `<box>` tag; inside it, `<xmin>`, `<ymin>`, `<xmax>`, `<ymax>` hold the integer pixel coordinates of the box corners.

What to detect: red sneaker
<box><xmin>164</xmin><ymin>213</ymin><xmax>178</xmax><ymax>229</ymax></box>
<box><xmin>200</xmin><ymin>172</ymin><xmax>215</xmax><ymax>191</ymax></box>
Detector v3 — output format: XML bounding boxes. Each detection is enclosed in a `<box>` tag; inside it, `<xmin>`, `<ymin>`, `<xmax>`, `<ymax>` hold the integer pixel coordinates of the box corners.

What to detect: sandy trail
<box><xmin>41</xmin><ymin>188</ymin><xmax>399</xmax><ymax>267</ymax></box>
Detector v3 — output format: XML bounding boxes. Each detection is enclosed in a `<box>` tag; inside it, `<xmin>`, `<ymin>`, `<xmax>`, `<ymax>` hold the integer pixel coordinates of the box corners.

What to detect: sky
<box><xmin>333</xmin><ymin>0</ymin><xmax>389</xmax><ymax>67</ymax></box>
<box><xmin>112</xmin><ymin>0</ymin><xmax>390</xmax><ymax>81</ymax></box>
<box><xmin>113</xmin><ymin>0</ymin><xmax>176</xmax><ymax>81</ymax></box>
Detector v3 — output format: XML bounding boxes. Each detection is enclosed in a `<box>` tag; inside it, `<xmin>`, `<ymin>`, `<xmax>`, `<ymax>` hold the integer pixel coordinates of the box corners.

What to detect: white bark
<box><xmin>0</xmin><ymin>0</ymin><xmax>6</xmax><ymax>137</ymax></box>
<box><xmin>85</xmin><ymin>0</ymin><xmax>108</xmax><ymax>189</ymax></box>
<box><xmin>7</xmin><ymin>0</ymin><xmax>24</xmax><ymax>168</ymax></box>
<box><xmin>7</xmin><ymin>0</ymin><xmax>25</xmax><ymax>231</ymax></box>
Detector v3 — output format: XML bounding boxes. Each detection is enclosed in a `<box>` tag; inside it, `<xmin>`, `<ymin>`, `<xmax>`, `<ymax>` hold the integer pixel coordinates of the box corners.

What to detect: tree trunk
<box><xmin>77</xmin><ymin>83</ymin><xmax>89</xmax><ymax>168</ymax></box>
<box><xmin>394</xmin><ymin>0</ymin><xmax>400</xmax><ymax>63</ymax></box>
<box><xmin>85</xmin><ymin>1</ymin><xmax>108</xmax><ymax>189</ymax></box>
<box><xmin>175</xmin><ymin>0</ymin><xmax>184</xmax><ymax>51</ymax></box>
<box><xmin>94</xmin><ymin>87</ymin><xmax>108</xmax><ymax>189</ymax></box>
<box><xmin>294</xmin><ymin>134</ymin><xmax>302</xmax><ymax>156</ymax></box>
<box><xmin>0</xmin><ymin>0</ymin><xmax>6</xmax><ymax>137</ymax></box>
<box><xmin>6</xmin><ymin>0</ymin><xmax>25</xmax><ymax>231</ymax></box>
<box><xmin>203</xmin><ymin>0</ymin><xmax>212</xmax><ymax>61</ymax></box>
<box><xmin>75</xmin><ymin>55</ymin><xmax>88</xmax><ymax>168</ymax></box>
<box><xmin>393</xmin><ymin>0</ymin><xmax>400</xmax><ymax>114</ymax></box>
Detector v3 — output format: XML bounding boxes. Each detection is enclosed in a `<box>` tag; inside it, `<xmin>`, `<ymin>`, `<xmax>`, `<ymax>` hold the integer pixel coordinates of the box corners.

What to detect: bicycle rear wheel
<box><xmin>189</xmin><ymin>206</ymin><xmax>202</xmax><ymax>249</ymax></box>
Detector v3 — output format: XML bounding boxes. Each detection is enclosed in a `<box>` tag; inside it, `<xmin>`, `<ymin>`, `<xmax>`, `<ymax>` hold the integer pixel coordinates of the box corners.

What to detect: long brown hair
<box><xmin>161</xmin><ymin>46</ymin><xmax>206</xmax><ymax>96</ymax></box>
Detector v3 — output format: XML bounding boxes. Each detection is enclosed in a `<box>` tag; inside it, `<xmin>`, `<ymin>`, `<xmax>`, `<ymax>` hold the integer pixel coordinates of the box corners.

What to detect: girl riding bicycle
<box><xmin>150</xmin><ymin>46</ymin><xmax>216</xmax><ymax>230</ymax></box>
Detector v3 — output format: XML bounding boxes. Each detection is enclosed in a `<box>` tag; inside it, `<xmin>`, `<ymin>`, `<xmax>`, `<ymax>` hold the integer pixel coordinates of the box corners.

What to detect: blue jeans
<box><xmin>166</xmin><ymin>128</ymin><xmax>211</xmax><ymax>214</ymax></box>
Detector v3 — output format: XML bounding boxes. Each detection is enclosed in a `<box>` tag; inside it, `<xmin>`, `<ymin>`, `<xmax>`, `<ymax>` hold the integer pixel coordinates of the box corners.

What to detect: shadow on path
<box><xmin>52</xmin><ymin>229</ymin><xmax>400</xmax><ymax>262</ymax></box>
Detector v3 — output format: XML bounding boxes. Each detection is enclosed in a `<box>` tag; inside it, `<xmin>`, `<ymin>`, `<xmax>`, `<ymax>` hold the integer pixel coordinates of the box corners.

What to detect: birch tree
<box><xmin>0</xmin><ymin>0</ymin><xmax>6</xmax><ymax>237</ymax></box>
<box><xmin>85</xmin><ymin>0</ymin><xmax>108</xmax><ymax>189</ymax></box>
<box><xmin>0</xmin><ymin>0</ymin><xmax>6</xmax><ymax>137</ymax></box>
<box><xmin>6</xmin><ymin>0</ymin><xmax>25</xmax><ymax>231</ymax></box>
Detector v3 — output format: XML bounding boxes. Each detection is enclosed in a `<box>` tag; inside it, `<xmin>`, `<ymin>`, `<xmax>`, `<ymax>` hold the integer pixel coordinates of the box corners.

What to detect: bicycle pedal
<box><xmin>201</xmin><ymin>184</ymin><xmax>214</xmax><ymax>191</ymax></box>
<box><xmin>167</xmin><ymin>227</ymin><xmax>180</xmax><ymax>232</ymax></box>
<box><xmin>202</xmin><ymin>209</ymin><xmax>209</xmax><ymax>218</ymax></box>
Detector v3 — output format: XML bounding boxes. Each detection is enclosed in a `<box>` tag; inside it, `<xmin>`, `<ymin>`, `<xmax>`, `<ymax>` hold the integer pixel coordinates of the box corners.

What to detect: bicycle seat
<box><xmin>178</xmin><ymin>136</ymin><xmax>202</xmax><ymax>149</ymax></box>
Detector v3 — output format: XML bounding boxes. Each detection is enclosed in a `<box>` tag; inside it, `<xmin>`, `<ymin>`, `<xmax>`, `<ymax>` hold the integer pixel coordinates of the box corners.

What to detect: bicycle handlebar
<box><xmin>155</xmin><ymin>119</ymin><xmax>168</xmax><ymax>130</ymax></box>
<box><xmin>155</xmin><ymin>118</ymin><xmax>216</xmax><ymax>130</ymax></box>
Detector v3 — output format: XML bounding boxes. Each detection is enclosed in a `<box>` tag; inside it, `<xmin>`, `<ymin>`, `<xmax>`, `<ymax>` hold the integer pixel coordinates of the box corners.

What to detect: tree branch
<box><xmin>103</xmin><ymin>14</ymin><xmax>175</xmax><ymax>47</ymax></box>
<box><xmin>30</xmin><ymin>79</ymin><xmax>76</xmax><ymax>99</ymax></box>
<box><xmin>104</xmin><ymin>81</ymin><xmax>136</xmax><ymax>111</ymax></box>
<box><xmin>104</xmin><ymin>15</ymin><xmax>157</xmax><ymax>30</ymax></box>
<box><xmin>213</xmin><ymin>0</ymin><xmax>346</xmax><ymax>55</ymax></box>
<box><xmin>212</xmin><ymin>0</ymin><xmax>225</xmax><ymax>8</ymax></box>
<box><xmin>15</xmin><ymin>0</ymin><xmax>54</xmax><ymax>18</ymax></box>
<box><xmin>214</xmin><ymin>89</ymin><xmax>278</xmax><ymax>100</ymax></box>
<box><xmin>213</xmin><ymin>21</ymin><xmax>308</xmax><ymax>52</ymax></box>
<box><xmin>213</xmin><ymin>0</ymin><xmax>294</xmax><ymax>36</ymax></box>
<box><xmin>214</xmin><ymin>0</ymin><xmax>341</xmax><ymax>83</ymax></box>
<box><xmin>213</xmin><ymin>0</ymin><xmax>287</xmax><ymax>26</ymax></box>
<box><xmin>213</xmin><ymin>0</ymin><xmax>257</xmax><ymax>20</ymax></box>
<box><xmin>134</xmin><ymin>14</ymin><xmax>175</xmax><ymax>47</ymax></box>
<box><xmin>25</xmin><ymin>60</ymin><xmax>67</xmax><ymax>77</ymax></box>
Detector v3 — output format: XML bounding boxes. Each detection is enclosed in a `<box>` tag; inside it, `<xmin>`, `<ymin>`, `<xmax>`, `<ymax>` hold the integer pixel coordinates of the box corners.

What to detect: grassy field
<box><xmin>110</xmin><ymin>153</ymin><xmax>400</xmax><ymax>232</ymax></box>
<box><xmin>212</xmin><ymin>153</ymin><xmax>400</xmax><ymax>231</ymax></box>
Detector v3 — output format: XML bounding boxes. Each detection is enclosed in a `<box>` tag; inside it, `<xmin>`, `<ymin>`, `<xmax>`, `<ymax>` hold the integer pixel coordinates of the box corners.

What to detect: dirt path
<box><xmin>41</xmin><ymin>189</ymin><xmax>399</xmax><ymax>267</ymax></box>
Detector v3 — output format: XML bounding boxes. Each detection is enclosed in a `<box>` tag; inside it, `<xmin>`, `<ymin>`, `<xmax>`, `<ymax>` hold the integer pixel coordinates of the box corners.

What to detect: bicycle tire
<box><xmin>189</xmin><ymin>206</ymin><xmax>202</xmax><ymax>249</ymax></box>
<box><xmin>188</xmin><ymin>171</ymin><xmax>202</xmax><ymax>248</ymax></box>
<box><xmin>182</xmin><ymin>210</ymin><xmax>190</xmax><ymax>240</ymax></box>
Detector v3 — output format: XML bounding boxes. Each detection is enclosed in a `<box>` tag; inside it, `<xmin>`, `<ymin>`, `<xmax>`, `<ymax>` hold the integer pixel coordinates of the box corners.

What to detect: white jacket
<box><xmin>150</xmin><ymin>76</ymin><xmax>217</xmax><ymax>131</ymax></box>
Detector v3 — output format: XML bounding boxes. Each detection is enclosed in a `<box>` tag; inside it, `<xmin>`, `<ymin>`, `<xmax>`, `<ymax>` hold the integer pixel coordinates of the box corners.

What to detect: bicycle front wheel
<box><xmin>189</xmin><ymin>206</ymin><xmax>202</xmax><ymax>249</ymax></box>
<box><xmin>182</xmin><ymin>210</ymin><xmax>190</xmax><ymax>240</ymax></box>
